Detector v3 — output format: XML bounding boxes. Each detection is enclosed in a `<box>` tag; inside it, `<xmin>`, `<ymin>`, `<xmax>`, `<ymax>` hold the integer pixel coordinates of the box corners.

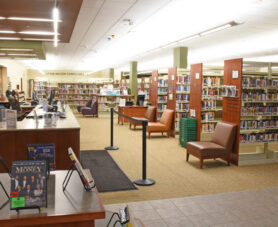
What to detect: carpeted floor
<box><xmin>77</xmin><ymin>114</ymin><xmax>278</xmax><ymax>205</ymax></box>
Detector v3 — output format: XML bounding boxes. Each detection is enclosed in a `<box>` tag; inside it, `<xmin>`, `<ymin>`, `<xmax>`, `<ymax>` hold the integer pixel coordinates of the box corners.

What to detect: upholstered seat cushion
<box><xmin>131</xmin><ymin>117</ymin><xmax>148</xmax><ymax>122</ymax></box>
<box><xmin>147</xmin><ymin>122</ymin><xmax>167</xmax><ymax>132</ymax></box>
<box><xmin>187</xmin><ymin>141</ymin><xmax>226</xmax><ymax>159</ymax></box>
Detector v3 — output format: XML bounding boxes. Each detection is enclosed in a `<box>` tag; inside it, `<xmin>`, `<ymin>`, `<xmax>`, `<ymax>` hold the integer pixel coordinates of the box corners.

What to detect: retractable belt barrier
<box><xmin>105</xmin><ymin>108</ymin><xmax>155</xmax><ymax>186</ymax></box>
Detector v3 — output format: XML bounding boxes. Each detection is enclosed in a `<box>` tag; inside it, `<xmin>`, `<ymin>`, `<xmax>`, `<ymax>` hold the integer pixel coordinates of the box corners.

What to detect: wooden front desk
<box><xmin>0</xmin><ymin>105</ymin><xmax>80</xmax><ymax>173</ymax></box>
<box><xmin>118</xmin><ymin>106</ymin><xmax>148</xmax><ymax>124</ymax></box>
<box><xmin>0</xmin><ymin>171</ymin><xmax>105</xmax><ymax>227</ymax></box>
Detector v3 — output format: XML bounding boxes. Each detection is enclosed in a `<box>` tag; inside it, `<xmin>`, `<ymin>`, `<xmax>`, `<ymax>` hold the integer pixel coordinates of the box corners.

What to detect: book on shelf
<box><xmin>241</xmin><ymin>91</ymin><xmax>278</xmax><ymax>102</ymax></box>
<box><xmin>240</xmin><ymin>120</ymin><xmax>278</xmax><ymax>130</ymax></box>
<box><xmin>202</xmin><ymin>100</ymin><xmax>216</xmax><ymax>110</ymax></box>
<box><xmin>201</xmin><ymin>112</ymin><xmax>215</xmax><ymax>121</ymax></box>
<box><xmin>27</xmin><ymin>144</ymin><xmax>56</xmax><ymax>172</ymax></box>
<box><xmin>241</xmin><ymin>106</ymin><xmax>278</xmax><ymax>116</ymax></box>
<box><xmin>10</xmin><ymin>160</ymin><xmax>47</xmax><ymax>210</ymax></box>
<box><xmin>177</xmin><ymin>74</ymin><xmax>190</xmax><ymax>84</ymax></box>
<box><xmin>68</xmin><ymin>147</ymin><xmax>95</xmax><ymax>190</ymax></box>
<box><xmin>176</xmin><ymin>94</ymin><xmax>189</xmax><ymax>101</ymax></box>
<box><xmin>202</xmin><ymin>123</ymin><xmax>215</xmax><ymax>133</ymax></box>
<box><xmin>240</xmin><ymin>133</ymin><xmax>278</xmax><ymax>143</ymax></box>
<box><xmin>176</xmin><ymin>103</ymin><xmax>189</xmax><ymax>111</ymax></box>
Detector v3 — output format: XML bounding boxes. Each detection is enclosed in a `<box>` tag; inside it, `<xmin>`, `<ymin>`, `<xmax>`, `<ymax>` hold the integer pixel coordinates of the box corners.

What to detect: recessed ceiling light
<box><xmin>22</xmin><ymin>38</ymin><xmax>56</xmax><ymax>41</ymax></box>
<box><xmin>0</xmin><ymin>30</ymin><xmax>16</xmax><ymax>34</ymax></box>
<box><xmin>19</xmin><ymin>31</ymin><xmax>57</xmax><ymax>35</ymax></box>
<box><xmin>7</xmin><ymin>17</ymin><xmax>61</xmax><ymax>22</ymax></box>
<box><xmin>7</xmin><ymin>53</ymin><xmax>37</xmax><ymax>56</ymax></box>
<box><xmin>0</xmin><ymin>37</ymin><xmax>21</xmax><ymax>40</ymax></box>
<box><xmin>0</xmin><ymin>48</ymin><xmax>34</xmax><ymax>51</ymax></box>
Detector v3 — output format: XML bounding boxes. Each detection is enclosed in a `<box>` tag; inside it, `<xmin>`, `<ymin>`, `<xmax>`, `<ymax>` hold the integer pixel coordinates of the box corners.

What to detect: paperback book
<box><xmin>10</xmin><ymin>160</ymin><xmax>47</xmax><ymax>210</ymax></box>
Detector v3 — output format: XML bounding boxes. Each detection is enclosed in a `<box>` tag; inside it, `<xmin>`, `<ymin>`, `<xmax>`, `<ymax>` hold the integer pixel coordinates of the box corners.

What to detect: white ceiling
<box><xmin>20</xmin><ymin>0</ymin><xmax>278</xmax><ymax>72</ymax></box>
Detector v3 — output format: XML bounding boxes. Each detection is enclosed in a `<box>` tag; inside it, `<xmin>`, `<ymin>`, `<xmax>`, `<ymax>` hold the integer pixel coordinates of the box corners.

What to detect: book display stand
<box><xmin>62</xmin><ymin>163</ymin><xmax>94</xmax><ymax>192</ymax></box>
<box><xmin>0</xmin><ymin>157</ymin><xmax>10</xmax><ymax>209</ymax></box>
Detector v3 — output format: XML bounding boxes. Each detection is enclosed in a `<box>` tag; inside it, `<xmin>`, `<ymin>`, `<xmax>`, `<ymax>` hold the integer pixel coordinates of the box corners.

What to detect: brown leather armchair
<box><xmin>147</xmin><ymin>109</ymin><xmax>174</xmax><ymax>138</ymax></box>
<box><xmin>186</xmin><ymin>121</ymin><xmax>236</xmax><ymax>168</ymax></box>
<box><xmin>129</xmin><ymin>106</ymin><xmax>156</xmax><ymax>130</ymax></box>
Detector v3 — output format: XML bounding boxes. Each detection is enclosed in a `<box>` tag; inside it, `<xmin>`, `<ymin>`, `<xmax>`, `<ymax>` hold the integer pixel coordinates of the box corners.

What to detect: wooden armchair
<box><xmin>129</xmin><ymin>106</ymin><xmax>156</xmax><ymax>130</ymax></box>
<box><xmin>186</xmin><ymin>121</ymin><xmax>236</xmax><ymax>168</ymax></box>
<box><xmin>147</xmin><ymin>109</ymin><xmax>174</xmax><ymax>138</ymax></box>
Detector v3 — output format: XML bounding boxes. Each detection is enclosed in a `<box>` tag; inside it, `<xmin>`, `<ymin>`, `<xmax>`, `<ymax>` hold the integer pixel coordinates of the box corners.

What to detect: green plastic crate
<box><xmin>179</xmin><ymin>118</ymin><xmax>197</xmax><ymax>148</ymax></box>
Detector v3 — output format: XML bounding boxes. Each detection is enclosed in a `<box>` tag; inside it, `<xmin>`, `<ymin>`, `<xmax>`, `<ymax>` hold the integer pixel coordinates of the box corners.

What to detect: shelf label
<box><xmin>190</xmin><ymin>109</ymin><xmax>196</xmax><ymax>117</ymax></box>
<box><xmin>195</xmin><ymin>73</ymin><xmax>200</xmax><ymax>79</ymax></box>
<box><xmin>171</xmin><ymin>75</ymin><xmax>175</xmax><ymax>80</ymax></box>
<box><xmin>232</xmin><ymin>70</ymin><xmax>239</xmax><ymax>79</ymax></box>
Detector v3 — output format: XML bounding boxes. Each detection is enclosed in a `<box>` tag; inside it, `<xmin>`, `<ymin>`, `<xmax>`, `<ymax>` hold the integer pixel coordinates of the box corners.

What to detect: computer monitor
<box><xmin>137</xmin><ymin>94</ymin><xmax>145</xmax><ymax>106</ymax></box>
<box><xmin>48</xmin><ymin>89</ymin><xmax>55</xmax><ymax>105</ymax></box>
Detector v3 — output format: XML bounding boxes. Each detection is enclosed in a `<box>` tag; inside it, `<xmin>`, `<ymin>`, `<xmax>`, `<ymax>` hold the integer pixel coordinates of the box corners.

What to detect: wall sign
<box><xmin>232</xmin><ymin>70</ymin><xmax>239</xmax><ymax>79</ymax></box>
<box><xmin>195</xmin><ymin>73</ymin><xmax>200</xmax><ymax>79</ymax></box>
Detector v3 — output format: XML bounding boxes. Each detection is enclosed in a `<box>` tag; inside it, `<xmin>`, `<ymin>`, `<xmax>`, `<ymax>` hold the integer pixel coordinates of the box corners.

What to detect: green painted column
<box><xmin>173</xmin><ymin>47</ymin><xmax>188</xmax><ymax>69</ymax></box>
<box><xmin>129</xmin><ymin>61</ymin><xmax>138</xmax><ymax>102</ymax></box>
<box><xmin>109</xmin><ymin>68</ymin><xmax>114</xmax><ymax>81</ymax></box>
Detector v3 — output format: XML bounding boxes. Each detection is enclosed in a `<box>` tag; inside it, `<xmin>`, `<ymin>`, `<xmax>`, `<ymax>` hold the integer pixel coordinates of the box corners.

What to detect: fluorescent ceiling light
<box><xmin>0</xmin><ymin>48</ymin><xmax>34</xmax><ymax>51</ymax></box>
<box><xmin>8</xmin><ymin>53</ymin><xmax>37</xmax><ymax>56</ymax></box>
<box><xmin>161</xmin><ymin>42</ymin><xmax>178</xmax><ymax>49</ymax></box>
<box><xmin>0</xmin><ymin>30</ymin><xmax>16</xmax><ymax>34</ymax></box>
<box><xmin>53</xmin><ymin>6</ymin><xmax>59</xmax><ymax>47</ymax></box>
<box><xmin>0</xmin><ymin>53</ymin><xmax>6</xmax><ymax>56</ymax></box>
<box><xmin>19</xmin><ymin>31</ymin><xmax>56</xmax><ymax>35</ymax></box>
<box><xmin>0</xmin><ymin>37</ymin><xmax>21</xmax><ymax>40</ymax></box>
<box><xmin>0</xmin><ymin>17</ymin><xmax>5</xmax><ymax>20</ymax></box>
<box><xmin>178</xmin><ymin>34</ymin><xmax>200</xmax><ymax>43</ymax></box>
<box><xmin>200</xmin><ymin>22</ymin><xmax>239</xmax><ymax>36</ymax></box>
<box><xmin>23</xmin><ymin>38</ymin><xmax>55</xmax><ymax>41</ymax></box>
<box><xmin>7</xmin><ymin>17</ymin><xmax>60</xmax><ymax>22</ymax></box>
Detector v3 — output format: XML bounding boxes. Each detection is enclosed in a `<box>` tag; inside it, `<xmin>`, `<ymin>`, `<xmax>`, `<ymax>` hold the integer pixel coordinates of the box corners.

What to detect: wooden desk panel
<box><xmin>118</xmin><ymin>106</ymin><xmax>147</xmax><ymax>124</ymax></box>
<box><xmin>0</xmin><ymin>105</ymin><xmax>80</xmax><ymax>172</ymax></box>
<box><xmin>0</xmin><ymin>171</ymin><xmax>105</xmax><ymax>227</ymax></box>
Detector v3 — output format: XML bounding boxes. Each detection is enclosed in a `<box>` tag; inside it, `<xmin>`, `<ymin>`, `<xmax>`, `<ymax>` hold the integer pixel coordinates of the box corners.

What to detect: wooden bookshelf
<box><xmin>149</xmin><ymin>70</ymin><xmax>158</xmax><ymax>110</ymax></box>
<box><xmin>223</xmin><ymin>59</ymin><xmax>278</xmax><ymax>165</ymax></box>
<box><xmin>156</xmin><ymin>71</ymin><xmax>168</xmax><ymax>120</ymax></box>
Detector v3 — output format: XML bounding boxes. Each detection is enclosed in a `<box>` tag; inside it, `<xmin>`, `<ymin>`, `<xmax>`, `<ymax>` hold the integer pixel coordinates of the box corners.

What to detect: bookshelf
<box><xmin>223</xmin><ymin>59</ymin><xmax>278</xmax><ymax>165</ymax></box>
<box><xmin>201</xmin><ymin>67</ymin><xmax>224</xmax><ymax>140</ymax></box>
<box><xmin>92</xmin><ymin>94</ymin><xmax>134</xmax><ymax>116</ymax></box>
<box><xmin>157</xmin><ymin>72</ymin><xmax>168</xmax><ymax>120</ymax></box>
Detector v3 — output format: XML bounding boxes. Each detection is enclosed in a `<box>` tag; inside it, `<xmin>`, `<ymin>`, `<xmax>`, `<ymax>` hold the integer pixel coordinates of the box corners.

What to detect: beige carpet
<box><xmin>77</xmin><ymin>114</ymin><xmax>278</xmax><ymax>205</ymax></box>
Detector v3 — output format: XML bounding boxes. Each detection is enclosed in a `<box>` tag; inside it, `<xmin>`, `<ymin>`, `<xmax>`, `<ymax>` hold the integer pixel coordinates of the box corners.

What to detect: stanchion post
<box><xmin>105</xmin><ymin>108</ymin><xmax>119</xmax><ymax>150</ymax></box>
<box><xmin>134</xmin><ymin>120</ymin><xmax>155</xmax><ymax>186</ymax></box>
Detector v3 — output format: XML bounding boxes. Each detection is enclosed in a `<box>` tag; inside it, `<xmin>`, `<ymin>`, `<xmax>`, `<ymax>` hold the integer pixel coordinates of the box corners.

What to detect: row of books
<box><xmin>241</xmin><ymin>106</ymin><xmax>278</xmax><ymax>116</ymax></box>
<box><xmin>203</xmin><ymin>76</ymin><xmax>221</xmax><ymax>87</ymax></box>
<box><xmin>35</xmin><ymin>91</ymin><xmax>46</xmax><ymax>95</ymax></box>
<box><xmin>158</xmin><ymin>96</ymin><xmax>167</xmax><ymax>102</ymax></box>
<box><xmin>34</xmin><ymin>86</ymin><xmax>45</xmax><ymax>91</ymax></box>
<box><xmin>240</xmin><ymin>133</ymin><xmax>278</xmax><ymax>143</ymax></box>
<box><xmin>176</xmin><ymin>103</ymin><xmax>189</xmax><ymax>111</ymax></box>
<box><xmin>201</xmin><ymin>112</ymin><xmax>215</xmax><ymax>121</ymax></box>
<box><xmin>202</xmin><ymin>123</ymin><xmax>215</xmax><ymax>133</ymax></box>
<box><xmin>58</xmin><ymin>95</ymin><xmax>88</xmax><ymax>100</ymax></box>
<box><xmin>202</xmin><ymin>100</ymin><xmax>217</xmax><ymax>110</ymax></box>
<box><xmin>158</xmin><ymin>87</ymin><xmax>168</xmax><ymax>93</ymax></box>
<box><xmin>242</xmin><ymin>78</ymin><xmax>278</xmax><ymax>88</ymax></box>
<box><xmin>242</xmin><ymin>91</ymin><xmax>278</xmax><ymax>101</ymax></box>
<box><xmin>240</xmin><ymin>120</ymin><xmax>278</xmax><ymax>130</ymax></box>
<box><xmin>58</xmin><ymin>89</ymin><xmax>96</xmax><ymax>94</ymax></box>
<box><xmin>202</xmin><ymin>88</ymin><xmax>221</xmax><ymax>96</ymax></box>
<box><xmin>158</xmin><ymin>79</ymin><xmax>168</xmax><ymax>87</ymax></box>
<box><xmin>176</xmin><ymin>112</ymin><xmax>189</xmax><ymax>119</ymax></box>
<box><xmin>176</xmin><ymin>85</ymin><xmax>190</xmax><ymax>92</ymax></box>
<box><xmin>59</xmin><ymin>84</ymin><xmax>99</xmax><ymax>89</ymax></box>
<box><xmin>177</xmin><ymin>75</ymin><xmax>190</xmax><ymax>84</ymax></box>
<box><xmin>158</xmin><ymin>103</ymin><xmax>167</xmax><ymax>111</ymax></box>
<box><xmin>157</xmin><ymin>113</ymin><xmax>162</xmax><ymax>120</ymax></box>
<box><xmin>98</xmin><ymin>103</ymin><xmax>109</xmax><ymax>111</ymax></box>
<box><xmin>176</xmin><ymin>94</ymin><xmax>190</xmax><ymax>101</ymax></box>
<box><xmin>75</xmin><ymin>101</ymin><xmax>87</xmax><ymax>106</ymax></box>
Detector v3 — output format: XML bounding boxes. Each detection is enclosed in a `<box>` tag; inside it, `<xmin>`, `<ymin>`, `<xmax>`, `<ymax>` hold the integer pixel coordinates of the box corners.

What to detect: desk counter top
<box><xmin>0</xmin><ymin>171</ymin><xmax>105</xmax><ymax>226</ymax></box>
<box><xmin>0</xmin><ymin>105</ymin><xmax>80</xmax><ymax>131</ymax></box>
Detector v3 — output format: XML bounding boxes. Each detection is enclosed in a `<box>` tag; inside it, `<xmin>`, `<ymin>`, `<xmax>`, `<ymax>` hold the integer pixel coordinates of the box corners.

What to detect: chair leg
<box><xmin>227</xmin><ymin>154</ymin><xmax>230</xmax><ymax>166</ymax></box>
<box><xmin>148</xmin><ymin>132</ymin><xmax>151</xmax><ymax>139</ymax></box>
<box><xmin>129</xmin><ymin>123</ymin><xmax>131</xmax><ymax>129</ymax></box>
<box><xmin>200</xmin><ymin>158</ymin><xmax>203</xmax><ymax>169</ymax></box>
<box><xmin>167</xmin><ymin>131</ymin><xmax>170</xmax><ymax>138</ymax></box>
<box><xmin>186</xmin><ymin>152</ymin><xmax>189</xmax><ymax>161</ymax></box>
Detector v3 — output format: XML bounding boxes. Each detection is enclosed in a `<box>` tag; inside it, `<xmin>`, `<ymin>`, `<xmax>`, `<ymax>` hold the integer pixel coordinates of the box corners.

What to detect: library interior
<box><xmin>1</xmin><ymin>0</ymin><xmax>278</xmax><ymax>226</ymax></box>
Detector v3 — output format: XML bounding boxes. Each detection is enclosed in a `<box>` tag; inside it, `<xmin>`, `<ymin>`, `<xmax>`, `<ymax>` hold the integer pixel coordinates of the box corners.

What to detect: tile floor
<box><xmin>96</xmin><ymin>187</ymin><xmax>278</xmax><ymax>227</ymax></box>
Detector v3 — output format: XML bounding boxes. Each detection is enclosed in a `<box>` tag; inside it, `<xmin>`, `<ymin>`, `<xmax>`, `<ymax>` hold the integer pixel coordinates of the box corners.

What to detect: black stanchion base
<box><xmin>134</xmin><ymin>178</ymin><xmax>155</xmax><ymax>186</ymax></box>
<box><xmin>105</xmin><ymin>146</ymin><xmax>119</xmax><ymax>150</ymax></box>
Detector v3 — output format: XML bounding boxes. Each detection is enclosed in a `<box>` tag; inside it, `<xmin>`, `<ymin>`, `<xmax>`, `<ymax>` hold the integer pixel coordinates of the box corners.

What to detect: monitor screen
<box><xmin>137</xmin><ymin>94</ymin><xmax>145</xmax><ymax>106</ymax></box>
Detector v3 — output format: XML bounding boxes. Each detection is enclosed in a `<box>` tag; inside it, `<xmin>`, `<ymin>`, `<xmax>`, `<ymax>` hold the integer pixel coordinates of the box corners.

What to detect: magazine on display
<box><xmin>10</xmin><ymin>160</ymin><xmax>47</xmax><ymax>210</ymax></box>
<box><xmin>68</xmin><ymin>147</ymin><xmax>95</xmax><ymax>190</ymax></box>
<box><xmin>27</xmin><ymin>144</ymin><xmax>56</xmax><ymax>172</ymax></box>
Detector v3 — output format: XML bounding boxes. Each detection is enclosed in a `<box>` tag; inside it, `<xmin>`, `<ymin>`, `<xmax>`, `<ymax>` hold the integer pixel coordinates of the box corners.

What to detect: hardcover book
<box><xmin>10</xmin><ymin>160</ymin><xmax>47</xmax><ymax>210</ymax></box>
<box><xmin>27</xmin><ymin>144</ymin><xmax>56</xmax><ymax>171</ymax></box>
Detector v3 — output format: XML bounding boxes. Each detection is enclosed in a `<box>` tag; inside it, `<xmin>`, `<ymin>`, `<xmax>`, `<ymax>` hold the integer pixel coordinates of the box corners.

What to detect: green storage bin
<box><xmin>179</xmin><ymin>118</ymin><xmax>197</xmax><ymax>148</ymax></box>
